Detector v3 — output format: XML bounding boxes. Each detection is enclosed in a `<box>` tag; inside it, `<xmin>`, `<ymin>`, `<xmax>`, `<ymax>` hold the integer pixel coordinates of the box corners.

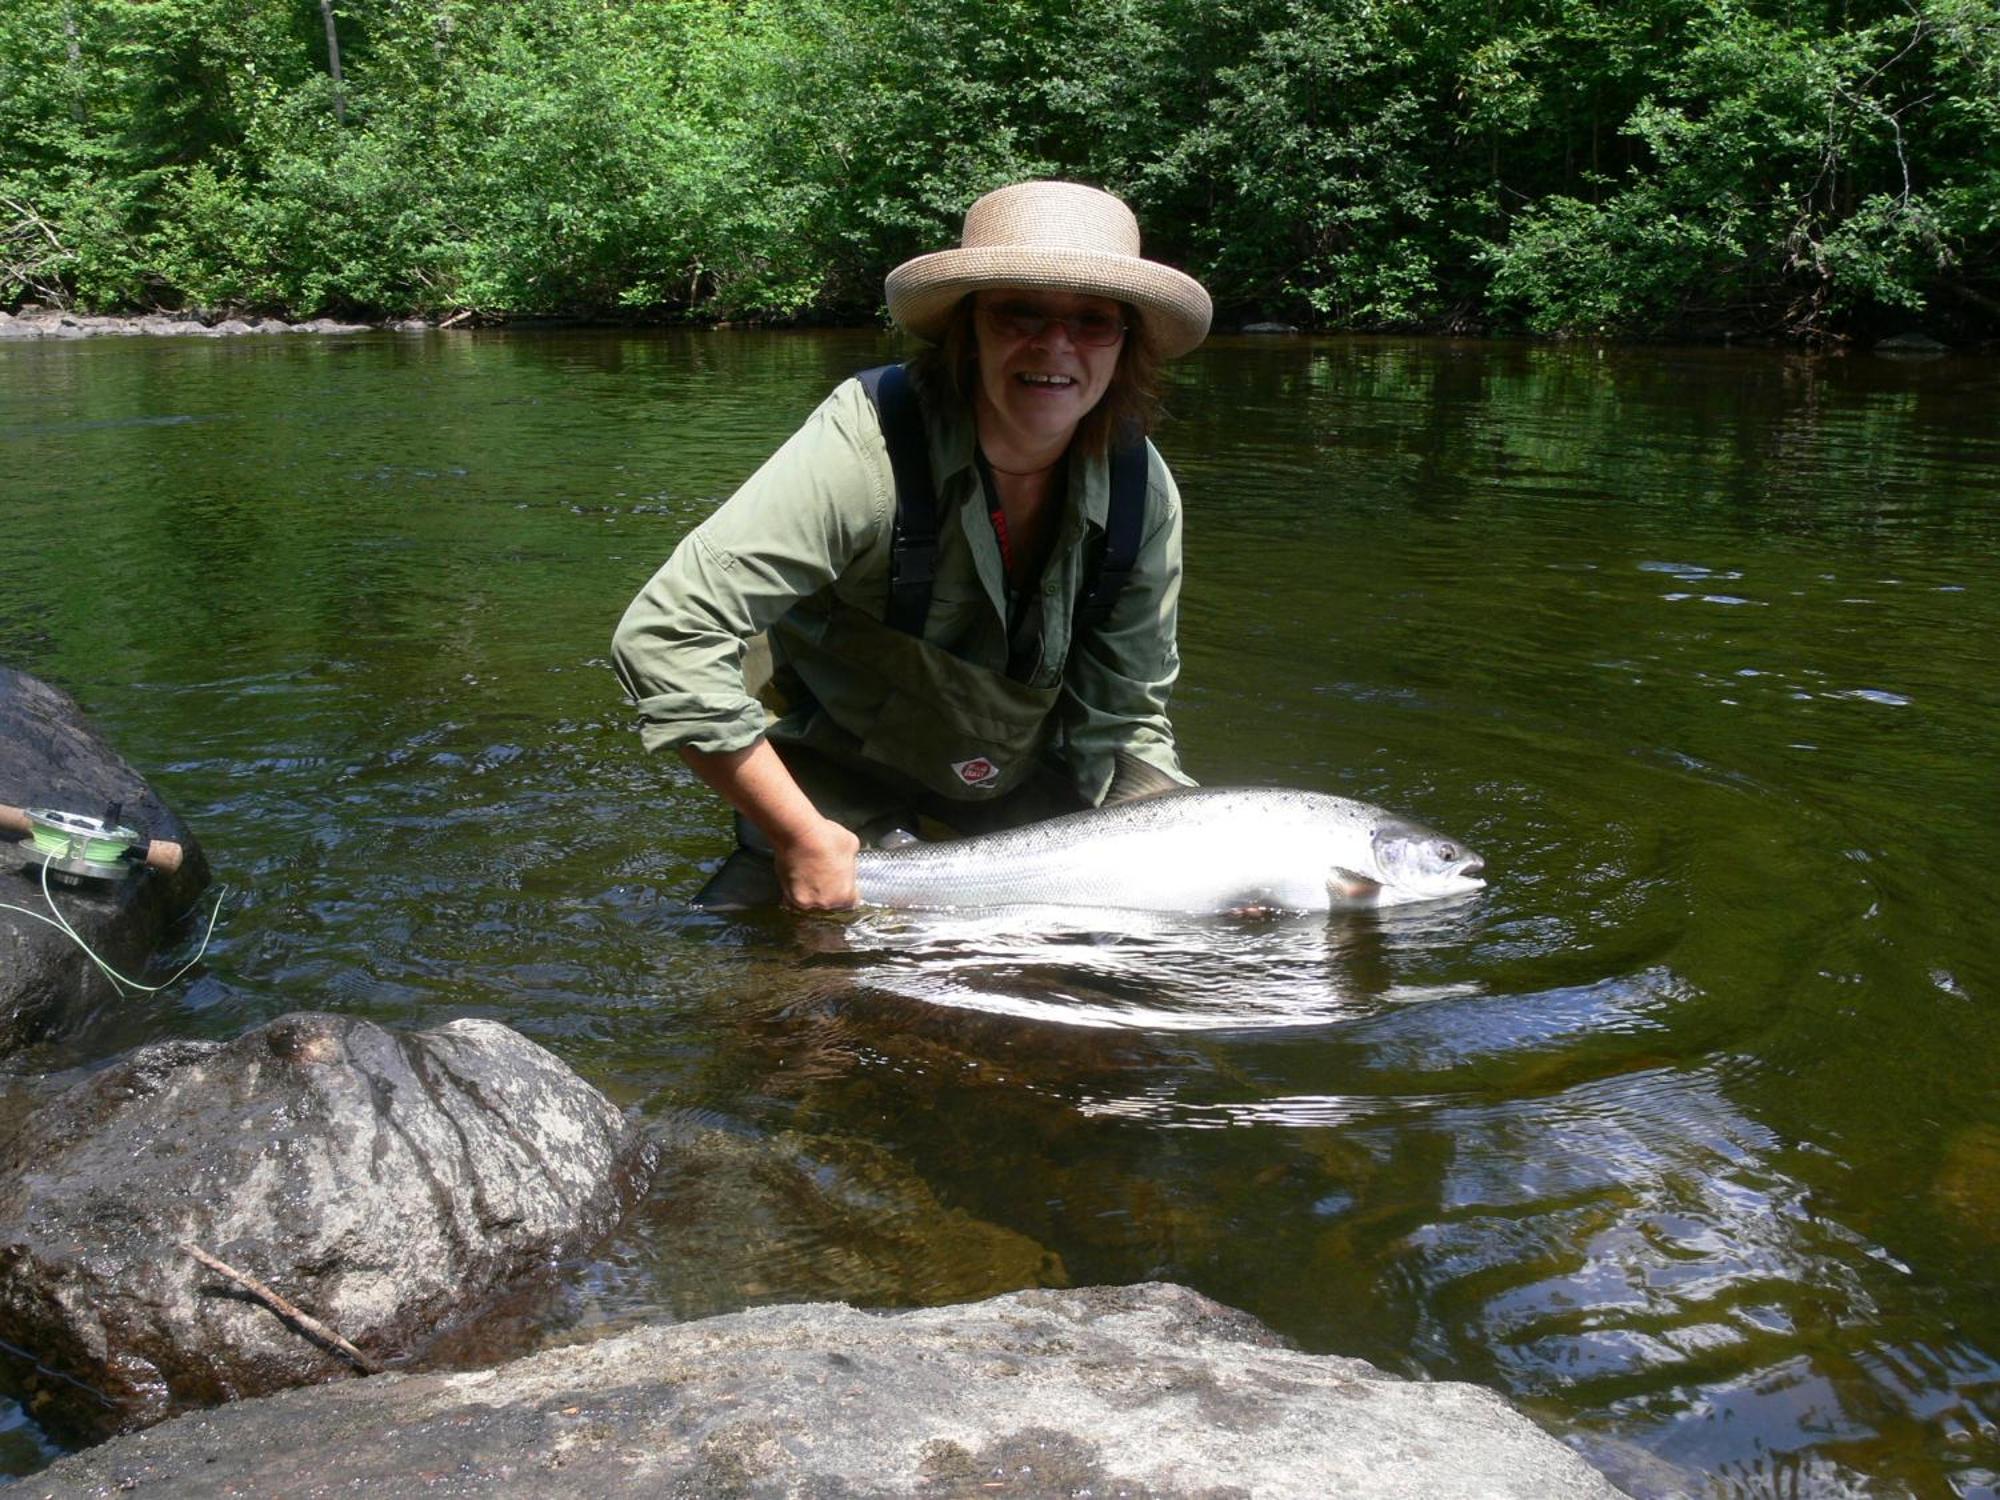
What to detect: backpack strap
<box><xmin>856</xmin><ymin>363</ymin><xmax>938</xmax><ymax>637</ymax></box>
<box><xmin>1075</xmin><ymin>424</ymin><xmax>1148</xmax><ymax>631</ymax></box>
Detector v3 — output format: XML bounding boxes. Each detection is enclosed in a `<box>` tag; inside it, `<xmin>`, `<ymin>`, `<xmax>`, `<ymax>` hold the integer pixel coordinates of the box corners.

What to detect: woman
<box><xmin>613</xmin><ymin>180</ymin><xmax>1212</xmax><ymax>909</ymax></box>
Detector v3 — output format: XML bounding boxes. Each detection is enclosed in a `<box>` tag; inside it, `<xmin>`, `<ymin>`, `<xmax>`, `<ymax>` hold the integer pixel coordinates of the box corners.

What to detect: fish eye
<box><xmin>1435</xmin><ymin>841</ymin><xmax>1460</xmax><ymax>861</ymax></box>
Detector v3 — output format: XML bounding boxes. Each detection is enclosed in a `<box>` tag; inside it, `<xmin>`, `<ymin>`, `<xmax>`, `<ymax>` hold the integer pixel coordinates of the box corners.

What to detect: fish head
<box><xmin>1342</xmin><ymin>819</ymin><xmax>1486</xmax><ymax>905</ymax></box>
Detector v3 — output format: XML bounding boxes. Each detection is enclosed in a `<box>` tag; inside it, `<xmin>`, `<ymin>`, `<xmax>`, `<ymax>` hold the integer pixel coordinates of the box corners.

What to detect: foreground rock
<box><xmin>30</xmin><ymin>1284</ymin><xmax>1625</xmax><ymax>1498</ymax></box>
<box><xmin>0</xmin><ymin>668</ymin><xmax>212</xmax><ymax>1054</ymax></box>
<box><xmin>0</xmin><ymin>1012</ymin><xmax>654</xmax><ymax>1443</ymax></box>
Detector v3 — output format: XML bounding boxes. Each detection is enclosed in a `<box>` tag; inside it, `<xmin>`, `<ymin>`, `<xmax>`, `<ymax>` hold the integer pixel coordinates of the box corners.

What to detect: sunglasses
<box><xmin>980</xmin><ymin>300</ymin><xmax>1128</xmax><ymax>348</ymax></box>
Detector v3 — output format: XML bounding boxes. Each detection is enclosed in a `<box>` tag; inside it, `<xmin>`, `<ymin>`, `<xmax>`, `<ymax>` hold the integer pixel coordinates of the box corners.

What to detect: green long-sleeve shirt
<box><xmin>611</xmin><ymin>373</ymin><xmax>1190</xmax><ymax>806</ymax></box>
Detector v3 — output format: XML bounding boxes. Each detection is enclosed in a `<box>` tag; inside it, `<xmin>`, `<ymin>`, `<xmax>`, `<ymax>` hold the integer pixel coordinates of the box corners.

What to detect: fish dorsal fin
<box><xmin>1104</xmin><ymin>750</ymin><xmax>1186</xmax><ymax>807</ymax></box>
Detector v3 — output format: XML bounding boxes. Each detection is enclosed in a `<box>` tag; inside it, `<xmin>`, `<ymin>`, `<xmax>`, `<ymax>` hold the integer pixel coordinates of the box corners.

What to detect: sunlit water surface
<box><xmin>2</xmin><ymin>330</ymin><xmax>1997</xmax><ymax>1496</ymax></box>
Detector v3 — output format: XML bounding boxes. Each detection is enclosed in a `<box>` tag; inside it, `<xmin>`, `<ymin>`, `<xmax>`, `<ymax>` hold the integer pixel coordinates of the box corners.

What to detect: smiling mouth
<box><xmin>1017</xmin><ymin>373</ymin><xmax>1076</xmax><ymax>388</ymax></box>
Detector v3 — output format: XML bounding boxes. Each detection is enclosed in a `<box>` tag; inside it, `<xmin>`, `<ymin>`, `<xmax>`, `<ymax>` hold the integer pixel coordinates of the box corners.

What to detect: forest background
<box><xmin>2</xmin><ymin>0</ymin><xmax>1996</xmax><ymax>342</ymax></box>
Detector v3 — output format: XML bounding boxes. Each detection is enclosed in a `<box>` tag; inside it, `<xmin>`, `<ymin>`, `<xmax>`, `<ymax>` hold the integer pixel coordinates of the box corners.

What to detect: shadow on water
<box><xmin>3</xmin><ymin>330</ymin><xmax>1999</xmax><ymax>1495</ymax></box>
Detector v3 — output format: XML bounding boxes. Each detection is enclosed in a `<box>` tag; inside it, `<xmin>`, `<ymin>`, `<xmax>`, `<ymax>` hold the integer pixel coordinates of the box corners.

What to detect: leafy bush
<box><xmin>1</xmin><ymin>0</ymin><xmax>1992</xmax><ymax>339</ymax></box>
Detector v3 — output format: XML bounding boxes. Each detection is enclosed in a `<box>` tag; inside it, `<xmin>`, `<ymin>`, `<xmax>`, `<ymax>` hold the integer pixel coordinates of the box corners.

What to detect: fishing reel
<box><xmin>1</xmin><ymin>801</ymin><xmax>185</xmax><ymax>886</ymax></box>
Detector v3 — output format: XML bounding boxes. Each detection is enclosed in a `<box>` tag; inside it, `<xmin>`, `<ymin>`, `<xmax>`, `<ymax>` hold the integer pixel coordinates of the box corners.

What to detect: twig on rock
<box><xmin>181</xmin><ymin>1243</ymin><xmax>382</xmax><ymax>1374</ymax></box>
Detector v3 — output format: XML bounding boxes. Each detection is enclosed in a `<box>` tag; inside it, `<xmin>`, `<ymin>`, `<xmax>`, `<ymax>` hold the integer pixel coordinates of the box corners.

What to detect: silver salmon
<box><xmin>850</xmin><ymin>787</ymin><xmax>1485</xmax><ymax>914</ymax></box>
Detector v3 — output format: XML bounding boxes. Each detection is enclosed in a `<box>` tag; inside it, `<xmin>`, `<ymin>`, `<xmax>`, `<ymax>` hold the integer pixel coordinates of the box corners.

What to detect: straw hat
<box><xmin>885</xmin><ymin>181</ymin><xmax>1212</xmax><ymax>359</ymax></box>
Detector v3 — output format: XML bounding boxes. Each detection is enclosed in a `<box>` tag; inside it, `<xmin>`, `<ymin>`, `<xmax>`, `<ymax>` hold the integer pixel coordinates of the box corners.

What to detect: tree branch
<box><xmin>182</xmin><ymin>1244</ymin><xmax>381</xmax><ymax>1375</ymax></box>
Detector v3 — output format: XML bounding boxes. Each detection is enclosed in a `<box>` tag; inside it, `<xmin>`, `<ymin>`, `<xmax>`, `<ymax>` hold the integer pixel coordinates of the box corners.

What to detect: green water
<box><xmin>2</xmin><ymin>330</ymin><xmax>1997</xmax><ymax>1495</ymax></box>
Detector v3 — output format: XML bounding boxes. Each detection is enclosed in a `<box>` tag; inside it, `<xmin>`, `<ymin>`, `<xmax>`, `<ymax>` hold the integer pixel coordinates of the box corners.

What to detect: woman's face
<box><xmin>970</xmin><ymin>289</ymin><xmax>1125</xmax><ymax>455</ymax></box>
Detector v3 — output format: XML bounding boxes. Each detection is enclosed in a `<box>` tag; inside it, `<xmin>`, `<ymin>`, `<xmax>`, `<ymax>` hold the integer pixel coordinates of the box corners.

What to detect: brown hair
<box><xmin>909</xmin><ymin>294</ymin><xmax>1163</xmax><ymax>457</ymax></box>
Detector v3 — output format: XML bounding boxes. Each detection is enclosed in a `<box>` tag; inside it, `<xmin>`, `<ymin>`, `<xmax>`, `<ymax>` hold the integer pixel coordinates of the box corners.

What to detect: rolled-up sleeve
<box><xmin>611</xmin><ymin>381</ymin><xmax>892</xmax><ymax>755</ymax></box>
<box><xmin>1059</xmin><ymin>446</ymin><xmax>1196</xmax><ymax>804</ymax></box>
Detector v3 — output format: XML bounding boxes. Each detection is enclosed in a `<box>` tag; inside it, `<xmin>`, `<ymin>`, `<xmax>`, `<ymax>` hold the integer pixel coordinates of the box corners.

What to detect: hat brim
<box><xmin>886</xmin><ymin>246</ymin><xmax>1212</xmax><ymax>359</ymax></box>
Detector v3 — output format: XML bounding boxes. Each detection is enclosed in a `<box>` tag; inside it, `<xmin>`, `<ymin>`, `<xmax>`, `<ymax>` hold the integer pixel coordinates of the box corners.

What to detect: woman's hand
<box><xmin>772</xmin><ymin>815</ymin><xmax>861</xmax><ymax>910</ymax></box>
<box><xmin>680</xmin><ymin>739</ymin><xmax>861</xmax><ymax>910</ymax></box>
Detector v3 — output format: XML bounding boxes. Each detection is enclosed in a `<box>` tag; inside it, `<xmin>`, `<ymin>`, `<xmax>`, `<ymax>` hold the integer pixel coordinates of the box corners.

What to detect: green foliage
<box><xmin>1</xmin><ymin>0</ymin><xmax>1993</xmax><ymax>338</ymax></box>
<box><xmin>1477</xmin><ymin>0</ymin><xmax>1999</xmax><ymax>335</ymax></box>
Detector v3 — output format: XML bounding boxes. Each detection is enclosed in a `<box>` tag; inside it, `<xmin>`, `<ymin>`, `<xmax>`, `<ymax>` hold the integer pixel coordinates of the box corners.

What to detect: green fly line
<box><xmin>0</xmin><ymin>855</ymin><xmax>228</xmax><ymax>998</ymax></box>
<box><xmin>26</xmin><ymin>819</ymin><xmax>134</xmax><ymax>869</ymax></box>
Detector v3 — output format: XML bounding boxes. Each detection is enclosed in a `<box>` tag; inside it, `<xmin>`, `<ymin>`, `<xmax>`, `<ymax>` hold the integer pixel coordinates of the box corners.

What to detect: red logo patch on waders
<box><xmin>951</xmin><ymin>757</ymin><xmax>1001</xmax><ymax>788</ymax></box>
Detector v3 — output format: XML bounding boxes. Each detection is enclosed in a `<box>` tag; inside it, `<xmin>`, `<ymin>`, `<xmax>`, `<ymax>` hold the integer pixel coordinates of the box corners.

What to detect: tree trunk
<box><xmin>63</xmin><ymin>6</ymin><xmax>85</xmax><ymax>123</ymax></box>
<box><xmin>319</xmin><ymin>0</ymin><xmax>347</xmax><ymax>125</ymax></box>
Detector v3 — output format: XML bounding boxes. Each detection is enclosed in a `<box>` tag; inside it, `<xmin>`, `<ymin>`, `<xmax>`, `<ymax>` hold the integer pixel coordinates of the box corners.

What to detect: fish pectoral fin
<box><xmin>1327</xmin><ymin>868</ymin><xmax>1384</xmax><ymax>904</ymax></box>
<box><xmin>1104</xmin><ymin>749</ymin><xmax>1188</xmax><ymax>807</ymax></box>
<box><xmin>1223</xmin><ymin>903</ymin><xmax>1282</xmax><ymax>920</ymax></box>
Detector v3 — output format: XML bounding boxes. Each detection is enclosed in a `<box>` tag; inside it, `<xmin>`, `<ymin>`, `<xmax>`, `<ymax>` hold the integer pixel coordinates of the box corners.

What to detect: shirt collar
<box><xmin>914</xmin><ymin>365</ymin><xmax>1111</xmax><ymax>530</ymax></box>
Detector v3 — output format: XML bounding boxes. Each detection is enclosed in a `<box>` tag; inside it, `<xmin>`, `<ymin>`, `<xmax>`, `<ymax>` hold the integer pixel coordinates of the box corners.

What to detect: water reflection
<box><xmin>798</xmin><ymin>897</ymin><xmax>1481</xmax><ymax>1031</ymax></box>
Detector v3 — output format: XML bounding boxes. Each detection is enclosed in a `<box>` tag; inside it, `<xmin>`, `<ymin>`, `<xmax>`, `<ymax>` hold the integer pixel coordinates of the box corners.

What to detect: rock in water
<box><xmin>0</xmin><ymin>667</ymin><xmax>212</xmax><ymax>1055</ymax></box>
<box><xmin>28</xmin><ymin>1284</ymin><xmax>1629</xmax><ymax>1497</ymax></box>
<box><xmin>0</xmin><ymin>1012</ymin><xmax>654</xmax><ymax>1442</ymax></box>
<box><xmin>1874</xmin><ymin>331</ymin><xmax>1949</xmax><ymax>353</ymax></box>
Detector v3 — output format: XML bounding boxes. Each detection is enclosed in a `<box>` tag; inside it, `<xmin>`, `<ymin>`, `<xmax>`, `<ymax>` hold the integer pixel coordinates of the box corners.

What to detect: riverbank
<box><xmin>0</xmin><ymin>307</ymin><xmax>397</xmax><ymax>339</ymax></box>
<box><xmin>3</xmin><ymin>302</ymin><xmax>1986</xmax><ymax>353</ymax></box>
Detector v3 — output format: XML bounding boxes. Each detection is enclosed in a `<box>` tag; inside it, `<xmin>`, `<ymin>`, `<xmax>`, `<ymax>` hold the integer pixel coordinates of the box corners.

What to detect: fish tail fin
<box><xmin>692</xmin><ymin>848</ymin><xmax>782</xmax><ymax>910</ymax></box>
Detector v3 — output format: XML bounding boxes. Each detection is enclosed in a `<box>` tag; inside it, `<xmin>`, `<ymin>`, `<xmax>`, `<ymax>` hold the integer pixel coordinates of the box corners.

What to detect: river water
<box><xmin>2</xmin><ymin>330</ymin><xmax>1996</xmax><ymax>1495</ymax></box>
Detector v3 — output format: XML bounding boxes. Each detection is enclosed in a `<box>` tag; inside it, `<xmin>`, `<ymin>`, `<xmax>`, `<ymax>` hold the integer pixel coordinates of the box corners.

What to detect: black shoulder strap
<box><xmin>1075</xmin><ymin>424</ymin><xmax>1148</xmax><ymax>631</ymax></box>
<box><xmin>857</xmin><ymin>363</ymin><xmax>938</xmax><ymax>637</ymax></box>
<box><xmin>860</xmin><ymin>366</ymin><xmax>1146</xmax><ymax>639</ymax></box>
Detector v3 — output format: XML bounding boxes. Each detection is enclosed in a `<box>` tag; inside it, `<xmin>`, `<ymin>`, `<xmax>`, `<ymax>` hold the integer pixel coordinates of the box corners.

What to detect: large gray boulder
<box><xmin>0</xmin><ymin>1012</ymin><xmax>654</xmax><ymax>1443</ymax></box>
<box><xmin>28</xmin><ymin>1284</ymin><xmax>1626</xmax><ymax>1497</ymax></box>
<box><xmin>0</xmin><ymin>668</ymin><xmax>211</xmax><ymax>1055</ymax></box>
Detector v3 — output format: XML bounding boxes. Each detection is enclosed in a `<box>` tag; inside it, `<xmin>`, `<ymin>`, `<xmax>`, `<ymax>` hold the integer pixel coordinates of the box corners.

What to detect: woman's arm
<box><xmin>1059</xmin><ymin>445</ymin><xmax>1197</xmax><ymax>804</ymax></box>
<box><xmin>680</xmin><ymin>741</ymin><xmax>860</xmax><ymax>909</ymax></box>
<box><xmin>612</xmin><ymin>381</ymin><xmax>893</xmax><ymax>906</ymax></box>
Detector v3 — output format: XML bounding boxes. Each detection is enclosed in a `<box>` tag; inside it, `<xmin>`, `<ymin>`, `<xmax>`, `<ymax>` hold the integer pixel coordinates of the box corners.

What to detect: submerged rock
<box><xmin>0</xmin><ymin>1012</ymin><xmax>655</xmax><ymax>1443</ymax></box>
<box><xmin>29</xmin><ymin>1283</ymin><xmax>1625</xmax><ymax>1497</ymax></box>
<box><xmin>638</xmin><ymin>1120</ymin><xmax>1068</xmax><ymax>1310</ymax></box>
<box><xmin>0</xmin><ymin>668</ymin><xmax>211</xmax><ymax>1055</ymax></box>
<box><xmin>1874</xmin><ymin>331</ymin><xmax>1949</xmax><ymax>353</ymax></box>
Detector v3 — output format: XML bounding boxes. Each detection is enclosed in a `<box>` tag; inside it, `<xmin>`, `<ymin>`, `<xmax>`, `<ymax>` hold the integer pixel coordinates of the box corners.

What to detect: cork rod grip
<box><xmin>0</xmin><ymin>805</ymin><xmax>30</xmax><ymax>837</ymax></box>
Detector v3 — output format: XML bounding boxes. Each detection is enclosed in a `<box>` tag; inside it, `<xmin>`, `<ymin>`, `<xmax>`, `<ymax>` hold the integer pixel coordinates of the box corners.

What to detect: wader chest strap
<box><xmin>857</xmin><ymin>365</ymin><xmax>1146</xmax><ymax>639</ymax></box>
<box><xmin>1077</xmin><ymin>421</ymin><xmax>1146</xmax><ymax>631</ymax></box>
<box><xmin>857</xmin><ymin>364</ymin><xmax>938</xmax><ymax>637</ymax></box>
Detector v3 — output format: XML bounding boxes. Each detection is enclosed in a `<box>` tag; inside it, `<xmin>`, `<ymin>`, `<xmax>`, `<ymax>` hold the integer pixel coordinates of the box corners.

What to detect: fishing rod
<box><xmin>1</xmin><ymin>800</ymin><xmax>222</xmax><ymax>995</ymax></box>
<box><xmin>0</xmin><ymin>802</ymin><xmax>184</xmax><ymax>883</ymax></box>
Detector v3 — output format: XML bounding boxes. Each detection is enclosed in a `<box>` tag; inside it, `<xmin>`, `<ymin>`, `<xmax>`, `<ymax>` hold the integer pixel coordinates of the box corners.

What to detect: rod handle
<box><xmin>0</xmin><ymin>804</ymin><xmax>29</xmax><ymax>837</ymax></box>
<box><xmin>142</xmin><ymin>839</ymin><xmax>185</xmax><ymax>875</ymax></box>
